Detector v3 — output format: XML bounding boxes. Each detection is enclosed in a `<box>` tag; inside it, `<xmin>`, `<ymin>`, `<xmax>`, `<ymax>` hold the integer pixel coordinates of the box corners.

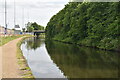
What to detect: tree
<box><xmin>22</xmin><ymin>28</ymin><xmax>26</xmax><ymax>32</ymax></box>
<box><xmin>46</xmin><ymin>2</ymin><xmax>119</xmax><ymax>50</ymax></box>
<box><xmin>27</xmin><ymin>26</ymin><xmax>34</xmax><ymax>32</ymax></box>
<box><xmin>26</xmin><ymin>22</ymin><xmax>44</xmax><ymax>32</ymax></box>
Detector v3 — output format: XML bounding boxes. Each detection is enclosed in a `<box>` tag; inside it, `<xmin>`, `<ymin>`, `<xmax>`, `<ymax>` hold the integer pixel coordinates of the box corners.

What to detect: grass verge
<box><xmin>17</xmin><ymin>36</ymin><xmax>35</xmax><ymax>79</ymax></box>
<box><xmin>0</xmin><ymin>35</ymin><xmax>23</xmax><ymax>46</ymax></box>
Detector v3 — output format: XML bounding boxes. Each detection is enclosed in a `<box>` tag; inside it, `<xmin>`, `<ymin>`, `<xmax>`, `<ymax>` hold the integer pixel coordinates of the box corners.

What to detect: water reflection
<box><xmin>26</xmin><ymin>37</ymin><xmax>42</xmax><ymax>50</ymax></box>
<box><xmin>21</xmin><ymin>37</ymin><xmax>119</xmax><ymax>78</ymax></box>
<box><xmin>21</xmin><ymin>37</ymin><xmax>66</xmax><ymax>78</ymax></box>
<box><xmin>46</xmin><ymin>40</ymin><xmax>120</xmax><ymax>78</ymax></box>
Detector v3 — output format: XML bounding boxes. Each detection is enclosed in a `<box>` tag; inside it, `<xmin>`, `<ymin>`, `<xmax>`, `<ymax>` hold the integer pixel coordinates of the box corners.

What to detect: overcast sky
<box><xmin>0</xmin><ymin>0</ymin><xmax>69</xmax><ymax>29</ymax></box>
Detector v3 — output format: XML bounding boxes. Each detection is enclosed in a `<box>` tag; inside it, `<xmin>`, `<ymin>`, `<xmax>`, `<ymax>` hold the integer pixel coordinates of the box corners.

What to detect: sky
<box><xmin>0</xmin><ymin>0</ymin><xmax>69</xmax><ymax>29</ymax></box>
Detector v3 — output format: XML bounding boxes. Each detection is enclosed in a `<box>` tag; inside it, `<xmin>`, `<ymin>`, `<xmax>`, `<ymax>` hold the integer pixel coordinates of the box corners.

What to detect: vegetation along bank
<box><xmin>45</xmin><ymin>2</ymin><xmax>120</xmax><ymax>51</ymax></box>
<box><xmin>0</xmin><ymin>35</ymin><xmax>23</xmax><ymax>46</ymax></box>
<box><xmin>17</xmin><ymin>36</ymin><xmax>34</xmax><ymax>78</ymax></box>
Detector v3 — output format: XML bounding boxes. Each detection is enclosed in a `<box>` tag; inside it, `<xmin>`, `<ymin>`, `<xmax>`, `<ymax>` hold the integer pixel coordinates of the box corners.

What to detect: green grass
<box><xmin>0</xmin><ymin>35</ymin><xmax>23</xmax><ymax>46</ymax></box>
<box><xmin>17</xmin><ymin>36</ymin><xmax>35</xmax><ymax>78</ymax></box>
<box><xmin>0</xmin><ymin>34</ymin><xmax>34</xmax><ymax>46</ymax></box>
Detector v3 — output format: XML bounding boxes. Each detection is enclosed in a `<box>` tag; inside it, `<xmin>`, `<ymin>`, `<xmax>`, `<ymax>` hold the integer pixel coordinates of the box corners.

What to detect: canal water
<box><xmin>21</xmin><ymin>37</ymin><xmax>119</xmax><ymax>78</ymax></box>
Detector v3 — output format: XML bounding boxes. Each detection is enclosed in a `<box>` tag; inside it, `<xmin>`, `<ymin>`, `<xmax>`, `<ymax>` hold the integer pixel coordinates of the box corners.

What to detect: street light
<box><xmin>4</xmin><ymin>0</ymin><xmax>7</xmax><ymax>35</ymax></box>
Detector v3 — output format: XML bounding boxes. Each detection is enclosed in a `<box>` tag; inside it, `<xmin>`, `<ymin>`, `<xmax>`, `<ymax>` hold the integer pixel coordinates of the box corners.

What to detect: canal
<box><xmin>21</xmin><ymin>37</ymin><xmax>119</xmax><ymax>78</ymax></box>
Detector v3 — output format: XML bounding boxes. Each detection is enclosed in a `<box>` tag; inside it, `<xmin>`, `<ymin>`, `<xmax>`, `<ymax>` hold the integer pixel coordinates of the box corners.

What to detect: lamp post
<box><xmin>5</xmin><ymin>0</ymin><xmax>7</xmax><ymax>35</ymax></box>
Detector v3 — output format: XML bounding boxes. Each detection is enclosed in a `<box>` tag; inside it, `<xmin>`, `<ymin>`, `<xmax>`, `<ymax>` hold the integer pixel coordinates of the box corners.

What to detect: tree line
<box><xmin>46</xmin><ymin>2</ymin><xmax>120</xmax><ymax>51</ymax></box>
<box><xmin>26</xmin><ymin>22</ymin><xmax>44</xmax><ymax>32</ymax></box>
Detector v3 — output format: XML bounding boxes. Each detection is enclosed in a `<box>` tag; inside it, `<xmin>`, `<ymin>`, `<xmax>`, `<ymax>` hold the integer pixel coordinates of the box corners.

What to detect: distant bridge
<box><xmin>33</xmin><ymin>30</ymin><xmax>45</xmax><ymax>37</ymax></box>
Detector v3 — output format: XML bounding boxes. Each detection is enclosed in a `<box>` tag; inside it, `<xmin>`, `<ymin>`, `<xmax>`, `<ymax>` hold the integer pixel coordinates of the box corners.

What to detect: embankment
<box><xmin>46</xmin><ymin>2</ymin><xmax>120</xmax><ymax>51</ymax></box>
<box><xmin>17</xmin><ymin>36</ymin><xmax>34</xmax><ymax>78</ymax></box>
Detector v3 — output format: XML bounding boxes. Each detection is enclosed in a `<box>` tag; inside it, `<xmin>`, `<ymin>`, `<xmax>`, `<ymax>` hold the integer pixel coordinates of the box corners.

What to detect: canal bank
<box><xmin>52</xmin><ymin>39</ymin><xmax>120</xmax><ymax>52</ymax></box>
<box><xmin>17</xmin><ymin>36</ymin><xmax>34</xmax><ymax>78</ymax></box>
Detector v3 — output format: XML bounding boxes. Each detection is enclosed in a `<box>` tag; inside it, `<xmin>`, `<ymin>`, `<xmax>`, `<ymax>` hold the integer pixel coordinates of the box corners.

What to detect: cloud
<box><xmin>0</xmin><ymin>0</ymin><xmax>68</xmax><ymax>28</ymax></box>
<box><xmin>0</xmin><ymin>1</ymin><xmax>68</xmax><ymax>9</ymax></box>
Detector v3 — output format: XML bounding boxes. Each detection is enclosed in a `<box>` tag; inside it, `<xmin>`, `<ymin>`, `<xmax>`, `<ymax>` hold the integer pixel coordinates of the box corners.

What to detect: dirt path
<box><xmin>1</xmin><ymin>37</ymin><xmax>24</xmax><ymax>78</ymax></box>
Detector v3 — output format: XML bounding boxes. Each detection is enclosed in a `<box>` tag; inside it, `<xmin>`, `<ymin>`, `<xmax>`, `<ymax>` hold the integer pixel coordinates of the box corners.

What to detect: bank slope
<box><xmin>46</xmin><ymin>2</ymin><xmax>120</xmax><ymax>51</ymax></box>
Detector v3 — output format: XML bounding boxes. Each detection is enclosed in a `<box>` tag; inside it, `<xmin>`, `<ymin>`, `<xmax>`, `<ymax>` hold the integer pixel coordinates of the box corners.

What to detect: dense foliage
<box><xmin>46</xmin><ymin>2</ymin><xmax>120</xmax><ymax>51</ymax></box>
<box><xmin>26</xmin><ymin>22</ymin><xmax>44</xmax><ymax>32</ymax></box>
